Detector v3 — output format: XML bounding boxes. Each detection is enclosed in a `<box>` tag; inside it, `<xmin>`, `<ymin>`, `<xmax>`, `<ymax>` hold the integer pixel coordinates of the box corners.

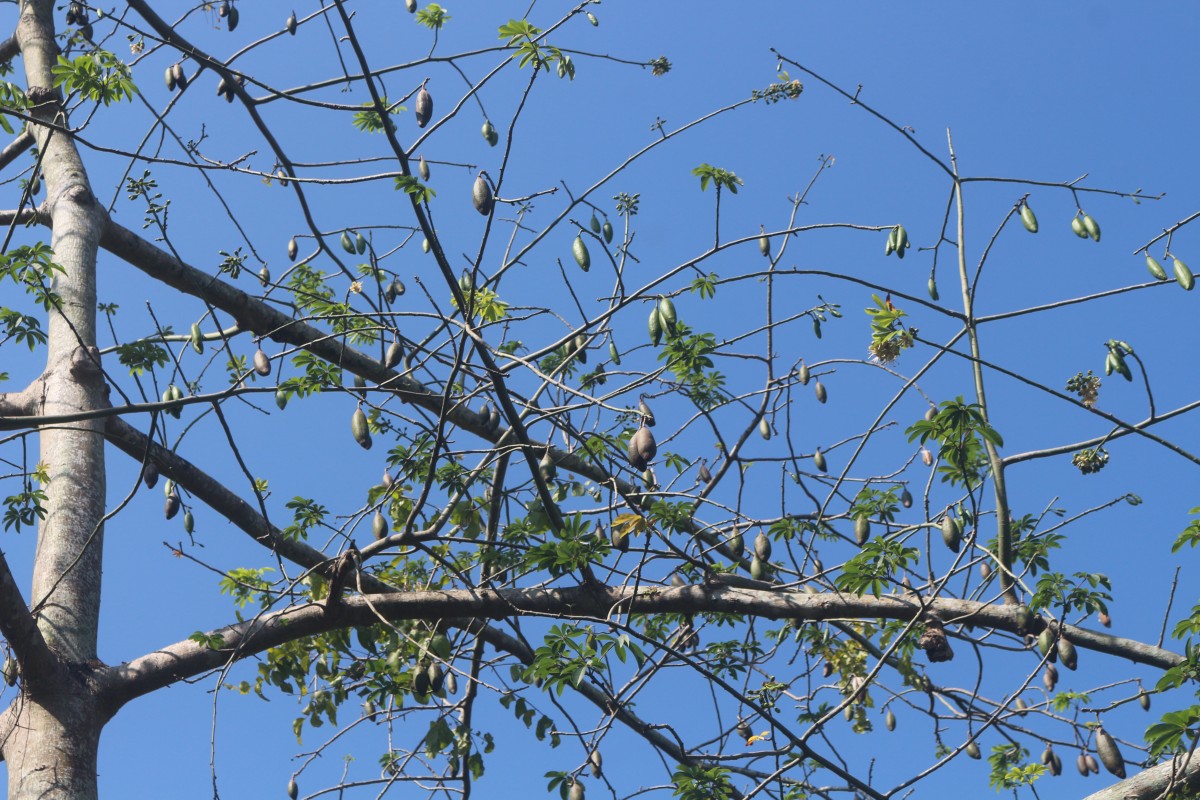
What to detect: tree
<box><xmin>0</xmin><ymin>2</ymin><xmax>1198</xmax><ymax>799</ymax></box>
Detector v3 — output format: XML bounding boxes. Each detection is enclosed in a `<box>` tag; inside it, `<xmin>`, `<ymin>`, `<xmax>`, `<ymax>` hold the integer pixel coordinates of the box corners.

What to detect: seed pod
<box><xmin>142</xmin><ymin>461</ymin><xmax>159</xmax><ymax>489</ymax></box>
<box><xmin>226</xmin><ymin>4</ymin><xmax>239</xmax><ymax>31</ymax></box>
<box><xmin>648</xmin><ymin>306</ymin><xmax>663</xmax><ymax>346</ymax></box>
<box><xmin>1094</xmin><ymin>728</ymin><xmax>1125</xmax><ymax>778</ymax></box>
<box><xmin>285</xmin><ymin>11</ymin><xmax>297</xmax><ymax>34</ymax></box>
<box><xmin>183</xmin><ymin>509</ymin><xmax>194</xmax><ymax>534</ymax></box>
<box><xmin>1139</xmin><ymin>688</ymin><xmax>1151</xmax><ymax>711</ymax></box>
<box><xmin>1037</xmin><ymin>628</ymin><xmax>1058</xmax><ymax>663</ymax></box>
<box><xmin>885</xmin><ymin>709</ymin><xmax>896</xmax><ymax>731</ymax></box>
<box><xmin>538</xmin><ymin>452</ymin><xmax>557</xmax><ymax>482</ymax></box>
<box><xmin>355</xmin><ymin>232</ymin><xmax>367</xmax><ymax>255</ymax></box>
<box><xmin>1145</xmin><ymin>254</ymin><xmax>1168</xmax><ymax>280</ymax></box>
<box><xmin>698</xmin><ymin>461</ymin><xmax>713</xmax><ymax>485</ymax></box>
<box><xmin>414</xmin><ymin>85</ymin><xmax>432</xmax><ymax>128</ymax></box>
<box><xmin>724</xmin><ymin>528</ymin><xmax>743</xmax><ymax>559</ymax></box>
<box><xmin>758</xmin><ymin>225</ymin><xmax>770</xmax><ymax>257</ymax></box>
<box><xmin>814</xmin><ymin>380</ymin><xmax>827</xmax><ymax>404</ymax></box>
<box><xmin>586</xmin><ymin>11</ymin><xmax>598</xmax><ymax>25</ymax></box>
<box><xmin>253</xmin><ymin>348</ymin><xmax>271</xmax><ymax>377</ymax></box>
<box><xmin>165</xmin><ymin>492</ymin><xmax>181</xmax><ymax>520</ymax></box>
<box><xmin>217</xmin><ymin>77</ymin><xmax>229</xmax><ymax>97</ymax></box>
<box><xmin>351</xmin><ymin>407</ymin><xmax>372</xmax><ymax>449</ymax></box>
<box><xmin>191</xmin><ymin>322</ymin><xmax>204</xmax><ymax>354</ymax></box>
<box><xmin>749</xmin><ymin>555</ymin><xmax>768</xmax><ymax>581</ymax></box>
<box><xmin>589</xmin><ymin>748</ymin><xmax>603</xmax><ymax>778</ymax></box>
<box><xmin>1098</xmin><ymin>611</ymin><xmax>1111</xmax><ymax>627</ymax></box>
<box><xmin>1057</xmin><ymin>636</ymin><xmax>1078</xmax><ymax>670</ymax></box>
<box><xmin>385</xmin><ymin>339</ymin><xmax>404</xmax><ymax>369</ymax></box>
<box><xmin>340</xmin><ymin>231</ymin><xmax>355</xmax><ymax>254</ymax></box>
<box><xmin>405</xmin><ymin>0</ymin><xmax>416</xmax><ymax>11</ymax></box>
<box><xmin>1081</xmin><ymin>213</ymin><xmax>1101</xmax><ymax>242</ymax></box>
<box><xmin>422</xmin><ymin>237</ymin><xmax>430</xmax><ymax>253</ymax></box>
<box><xmin>965</xmin><ymin>741</ymin><xmax>981</xmax><ymax>759</ymax></box>
<box><xmin>1043</xmin><ymin>663</ymin><xmax>1058</xmax><ymax>692</ymax></box>
<box><xmin>1071</xmin><ymin>215</ymin><xmax>1089</xmax><ymax>239</ymax></box>
<box><xmin>920</xmin><ymin>447</ymin><xmax>933</xmax><ymax>466</ymax></box>
<box><xmin>636</xmin><ymin>396</ymin><xmax>655</xmax><ymax>427</ymax></box>
<box><xmin>1086</xmin><ymin>754</ymin><xmax>1099</xmax><ymax>773</ymax></box>
<box><xmin>1175</xmin><ymin>257</ymin><xmax>1194</xmax><ymax>290</ymax></box>
<box><xmin>894</xmin><ymin>225</ymin><xmax>909</xmax><ymax>259</ymax></box>
<box><xmin>1077</xmin><ymin>753</ymin><xmax>1090</xmax><ymax>777</ymax></box>
<box><xmin>602</xmin><ymin>220</ymin><xmax>613</xmax><ymax>243</ymax></box>
<box><xmin>413</xmin><ymin>667</ymin><xmax>431</xmax><ymax>699</ymax></box>
<box><xmin>854</xmin><ymin>515</ymin><xmax>870</xmax><ymax>546</ymax></box>
<box><xmin>610</xmin><ymin>524</ymin><xmax>629</xmax><ymax>552</ymax></box>
<box><xmin>172</xmin><ymin>63</ymin><xmax>186</xmax><ymax>89</ymax></box>
<box><xmin>584</xmin><ymin>213</ymin><xmax>601</xmax><ymax>235</ymax></box>
<box><xmin>657</xmin><ymin>296</ymin><xmax>676</xmax><ymax>330</ymax></box>
<box><xmin>927</xmin><ymin>277</ymin><xmax>939</xmax><ymax>301</ymax></box>
<box><xmin>258</xmin><ymin>266</ymin><xmax>271</xmax><ymax>287</ymax></box>
<box><xmin>472</xmin><ymin>173</ymin><xmax>493</xmax><ymax>216</ymax></box>
<box><xmin>418</xmin><ymin>156</ymin><xmax>430</xmax><ymax>181</ymax></box>
<box><xmin>1041</xmin><ymin>743</ymin><xmax>1053</xmax><ymax>764</ymax></box>
<box><xmin>758</xmin><ymin>417</ymin><xmax>771</xmax><ymax>440</ymax></box>
<box><xmin>2</xmin><ymin>657</ymin><xmax>16</xmax><ymax>686</ymax></box>
<box><xmin>745</xmin><ymin>532</ymin><xmax>770</xmax><ymax>563</ymax></box>
<box><xmin>798</xmin><ymin>362</ymin><xmax>810</xmax><ymax>385</ymax></box>
<box><xmin>372</xmin><ymin>511</ymin><xmax>388</xmax><ymax>540</ymax></box>
<box><xmin>381</xmin><ymin>471</ymin><xmax>394</xmax><ymax>490</ymax></box>
<box><xmin>573</xmin><ymin>235</ymin><xmax>591</xmax><ymax>271</ymax></box>
<box><xmin>630</xmin><ymin>425</ymin><xmax>657</xmax><ymax>467</ymax></box>
<box><xmin>813</xmin><ymin>448</ymin><xmax>827</xmax><ymax>473</ymax></box>
<box><xmin>1049</xmin><ymin>750</ymin><xmax>1062</xmax><ymax>776</ymax></box>
<box><xmin>899</xmin><ymin>488</ymin><xmax>913</xmax><ymax>508</ymax></box>
<box><xmin>275</xmin><ymin>390</ymin><xmax>288</xmax><ymax>410</ymax></box>
<box><xmin>941</xmin><ymin>514</ymin><xmax>961</xmax><ymax>553</ymax></box>
<box><xmin>427</xmin><ymin>661</ymin><xmax>445</xmax><ymax>693</ymax></box>
<box><xmin>885</xmin><ymin>227</ymin><xmax>896</xmax><ymax>256</ymax></box>
<box><xmin>1020</xmin><ymin>202</ymin><xmax>1039</xmax><ymax>233</ymax></box>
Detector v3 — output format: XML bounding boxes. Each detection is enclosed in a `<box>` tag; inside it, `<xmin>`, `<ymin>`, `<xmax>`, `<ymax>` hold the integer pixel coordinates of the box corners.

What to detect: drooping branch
<box><xmin>0</xmin><ymin>550</ymin><xmax>57</xmax><ymax>687</ymax></box>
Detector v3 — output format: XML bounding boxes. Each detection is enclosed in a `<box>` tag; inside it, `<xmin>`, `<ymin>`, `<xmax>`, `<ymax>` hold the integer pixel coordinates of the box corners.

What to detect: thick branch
<box><xmin>0</xmin><ymin>550</ymin><xmax>57</xmax><ymax>686</ymax></box>
<box><xmin>100</xmin><ymin>584</ymin><xmax>1181</xmax><ymax>709</ymax></box>
<box><xmin>1083</xmin><ymin>752</ymin><xmax>1200</xmax><ymax>800</ymax></box>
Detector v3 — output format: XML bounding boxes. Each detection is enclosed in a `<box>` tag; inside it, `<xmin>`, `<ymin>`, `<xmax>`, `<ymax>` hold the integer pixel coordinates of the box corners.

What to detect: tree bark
<box><xmin>3</xmin><ymin>1</ymin><xmax>109</xmax><ymax>797</ymax></box>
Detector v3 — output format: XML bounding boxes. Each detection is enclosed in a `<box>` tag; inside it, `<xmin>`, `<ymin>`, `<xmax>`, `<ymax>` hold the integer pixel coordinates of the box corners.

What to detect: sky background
<box><xmin>1</xmin><ymin>2</ymin><xmax>1199</xmax><ymax>799</ymax></box>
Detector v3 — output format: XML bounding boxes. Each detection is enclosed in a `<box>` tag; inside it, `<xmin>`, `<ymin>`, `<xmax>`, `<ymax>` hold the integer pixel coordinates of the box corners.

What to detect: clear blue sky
<box><xmin>1</xmin><ymin>3</ymin><xmax>1198</xmax><ymax>799</ymax></box>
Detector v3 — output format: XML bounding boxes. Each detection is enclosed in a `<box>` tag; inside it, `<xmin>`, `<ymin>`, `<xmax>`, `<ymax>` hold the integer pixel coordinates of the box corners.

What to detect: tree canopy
<box><xmin>0</xmin><ymin>3</ymin><xmax>1199</xmax><ymax>800</ymax></box>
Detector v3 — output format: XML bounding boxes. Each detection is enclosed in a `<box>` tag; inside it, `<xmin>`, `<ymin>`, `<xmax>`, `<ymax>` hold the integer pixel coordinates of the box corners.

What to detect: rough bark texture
<box><xmin>4</xmin><ymin>1</ymin><xmax>108</xmax><ymax>797</ymax></box>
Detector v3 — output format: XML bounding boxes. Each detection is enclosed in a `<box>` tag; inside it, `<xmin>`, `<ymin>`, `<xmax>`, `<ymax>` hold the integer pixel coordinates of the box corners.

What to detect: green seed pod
<box><xmin>258</xmin><ymin>266</ymin><xmax>270</xmax><ymax>288</ymax></box>
<box><xmin>1057</xmin><ymin>635</ymin><xmax>1078</xmax><ymax>670</ymax></box>
<box><xmin>1081</xmin><ymin>213</ymin><xmax>1101</xmax><ymax>242</ymax></box>
<box><xmin>472</xmin><ymin>173</ymin><xmax>493</xmax><ymax>216</ymax></box>
<box><xmin>609</xmin><ymin>340</ymin><xmax>621</xmax><ymax>365</ymax></box>
<box><xmin>927</xmin><ymin>277</ymin><xmax>939</xmax><ymax>301</ymax></box>
<box><xmin>657</xmin><ymin>296</ymin><xmax>677</xmax><ymax>330</ymax></box>
<box><xmin>573</xmin><ymin>235</ymin><xmax>591</xmax><ymax>271</ymax></box>
<box><xmin>758</xmin><ymin>226</ymin><xmax>770</xmax><ymax>257</ymax></box>
<box><xmin>585</xmin><ymin>11</ymin><xmax>598</xmax><ymax>25</ymax></box>
<box><xmin>894</xmin><ymin>225</ymin><xmax>909</xmax><ymax>259</ymax></box>
<box><xmin>758</xmin><ymin>417</ymin><xmax>771</xmax><ymax>440</ymax></box>
<box><xmin>1020</xmin><ymin>202</ymin><xmax>1039</xmax><ymax>233</ymax></box>
<box><xmin>1037</xmin><ymin>627</ymin><xmax>1058</xmax><ymax>663</ymax></box>
<box><xmin>569</xmin><ymin>780</ymin><xmax>585</xmax><ymax>800</ymax></box>
<box><xmin>355</xmin><ymin>232</ymin><xmax>367</xmax><ymax>255</ymax></box>
<box><xmin>602</xmin><ymin>220</ymin><xmax>613</xmax><ymax>243</ymax></box>
<box><xmin>351</xmin><ymin>407</ymin><xmax>372</xmax><ymax>449</ymax></box>
<box><xmin>418</xmin><ymin>156</ymin><xmax>430</xmax><ymax>181</ymax></box>
<box><xmin>1094</xmin><ymin>727</ymin><xmax>1125</xmax><ymax>778</ymax></box>
<box><xmin>373</xmin><ymin>511</ymin><xmax>388</xmax><ymax>540</ymax></box>
<box><xmin>1146</xmin><ymin>254</ymin><xmax>1168</xmax><ymax>280</ymax></box>
<box><xmin>183</xmin><ymin>509</ymin><xmax>194</xmax><ymax>534</ymax></box>
<box><xmin>749</xmin><ymin>555</ymin><xmax>767</xmax><ymax>581</ymax></box>
<box><xmin>385</xmin><ymin>339</ymin><xmax>404</xmax><ymax>369</ymax></box>
<box><xmin>422</xmin><ymin>237</ymin><xmax>430</xmax><ymax>253</ymax></box>
<box><xmin>287</xmin><ymin>778</ymin><xmax>299</xmax><ymax>800</ymax></box>
<box><xmin>1016</xmin><ymin>698</ymin><xmax>1029</xmax><ymax>717</ymax></box>
<box><xmin>854</xmin><ymin>515</ymin><xmax>872</xmax><ymax>546</ymax></box>
<box><xmin>538</xmin><ymin>452</ymin><xmax>557</xmax><ymax>482</ymax></box>
<box><xmin>190</xmin><ymin>322</ymin><xmax>204</xmax><ymax>354</ymax></box>
<box><xmin>589</xmin><ymin>214</ymin><xmax>601</xmax><ymax>234</ymax></box>
<box><xmin>1071</xmin><ymin>215</ymin><xmax>1089</xmax><ymax>239</ymax></box>
<box><xmin>724</xmin><ymin>528</ymin><xmax>743</xmax><ymax>559</ymax></box>
<box><xmin>648</xmin><ymin>306</ymin><xmax>663</xmax><ymax>346</ymax></box>
<box><xmin>965</xmin><ymin>741</ymin><xmax>981</xmax><ymax>759</ymax></box>
<box><xmin>253</xmin><ymin>348</ymin><xmax>271</xmax><ymax>377</ymax></box>
<box><xmin>589</xmin><ymin>748</ymin><xmax>602</xmax><ymax>778</ymax></box>
<box><xmin>1174</xmin><ymin>257</ymin><xmax>1194</xmax><ymax>290</ymax></box>
<box><xmin>814</xmin><ymin>380</ymin><xmax>827</xmax><ymax>404</ymax></box>
<box><xmin>405</xmin><ymin>0</ymin><xmax>416</xmax><ymax>11</ymax></box>
<box><xmin>941</xmin><ymin>514</ymin><xmax>960</xmax><ymax>553</ymax></box>
<box><xmin>414</xmin><ymin>86</ymin><xmax>432</xmax><ymax>128</ymax></box>
<box><xmin>813</xmin><ymin>448</ymin><xmax>827</xmax><ymax>473</ymax></box>
<box><xmin>798</xmin><ymin>362</ymin><xmax>810</xmax><ymax>385</ymax></box>
<box><xmin>340</xmin><ymin>231</ymin><xmax>356</xmax><ymax>254</ymax></box>
<box><xmin>481</xmin><ymin>119</ymin><xmax>496</xmax><ymax>144</ymax></box>
<box><xmin>1139</xmin><ymin>688</ymin><xmax>1151</xmax><ymax>711</ymax></box>
<box><xmin>428</xmin><ymin>661</ymin><xmax>445</xmax><ymax>693</ymax></box>
<box><xmin>275</xmin><ymin>390</ymin><xmax>288</xmax><ymax>410</ymax></box>
<box><xmin>885</xmin><ymin>709</ymin><xmax>896</xmax><ymax>731</ymax></box>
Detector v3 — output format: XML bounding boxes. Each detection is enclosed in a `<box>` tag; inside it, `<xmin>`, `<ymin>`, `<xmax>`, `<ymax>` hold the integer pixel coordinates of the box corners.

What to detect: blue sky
<box><xmin>2</xmin><ymin>3</ymin><xmax>1199</xmax><ymax>799</ymax></box>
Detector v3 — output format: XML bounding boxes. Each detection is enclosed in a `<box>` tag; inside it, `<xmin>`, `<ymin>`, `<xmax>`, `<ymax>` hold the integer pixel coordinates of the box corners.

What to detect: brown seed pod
<box><xmin>941</xmin><ymin>514</ymin><xmax>961</xmax><ymax>553</ymax></box>
<box><xmin>226</xmin><ymin>5</ymin><xmax>239</xmax><ymax>32</ymax></box>
<box><xmin>1086</xmin><ymin>753</ymin><xmax>1099</xmax><ymax>774</ymax></box>
<box><xmin>1094</xmin><ymin>727</ymin><xmax>1125</xmax><ymax>778</ymax></box>
<box><xmin>1076</xmin><ymin>753</ymin><xmax>1090</xmax><ymax>777</ymax></box>
<box><xmin>414</xmin><ymin>85</ymin><xmax>433</xmax><ymax>128</ymax></box>
<box><xmin>638</xmin><ymin>396</ymin><xmax>656</xmax><ymax>427</ymax></box>
<box><xmin>1043</xmin><ymin>663</ymin><xmax>1058</xmax><ymax>692</ymax></box>
<box><xmin>164</xmin><ymin>492</ymin><xmax>181</xmax><ymax>520</ymax></box>
<box><xmin>372</xmin><ymin>511</ymin><xmax>388</xmax><ymax>540</ymax></box>
<box><xmin>287</xmin><ymin>237</ymin><xmax>298</xmax><ymax>261</ymax></box>
<box><xmin>698</xmin><ymin>460</ymin><xmax>713</xmax><ymax>484</ymax></box>
<box><xmin>1098</xmin><ymin>611</ymin><xmax>1111</xmax><ymax>628</ymax></box>
<box><xmin>814</xmin><ymin>380</ymin><xmax>827</xmax><ymax>404</ymax></box>
<box><xmin>854</xmin><ymin>515</ymin><xmax>870</xmax><ymax>546</ymax></box>
<box><xmin>798</xmin><ymin>362</ymin><xmax>810</xmax><ymax>385</ymax></box>
<box><xmin>472</xmin><ymin>172</ymin><xmax>493</xmax><ymax>216</ymax></box>
<box><xmin>418</xmin><ymin>156</ymin><xmax>430</xmax><ymax>181</ymax></box>
<box><xmin>384</xmin><ymin>339</ymin><xmax>404</xmax><ymax>369</ymax></box>
<box><xmin>885</xmin><ymin>708</ymin><xmax>896</xmax><ymax>731</ymax></box>
<box><xmin>899</xmin><ymin>487</ymin><xmax>913</xmax><ymax>508</ymax></box>
<box><xmin>1139</xmin><ymin>688</ymin><xmax>1151</xmax><ymax>711</ymax></box>
<box><xmin>629</xmin><ymin>425</ymin><xmax>657</xmax><ymax>467</ymax></box>
<box><xmin>754</xmin><ymin>531</ymin><xmax>772</xmax><ymax>561</ymax></box>
<box><xmin>813</xmin><ymin>447</ymin><xmax>827</xmax><ymax>473</ymax></box>
<box><xmin>253</xmin><ymin>348</ymin><xmax>271</xmax><ymax>377</ymax></box>
<box><xmin>143</xmin><ymin>461</ymin><xmax>159</xmax><ymax>489</ymax></box>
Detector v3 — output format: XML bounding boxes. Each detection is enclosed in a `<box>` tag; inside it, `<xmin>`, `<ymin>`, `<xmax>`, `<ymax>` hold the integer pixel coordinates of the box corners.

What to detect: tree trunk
<box><xmin>2</xmin><ymin>1</ymin><xmax>110</xmax><ymax>797</ymax></box>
